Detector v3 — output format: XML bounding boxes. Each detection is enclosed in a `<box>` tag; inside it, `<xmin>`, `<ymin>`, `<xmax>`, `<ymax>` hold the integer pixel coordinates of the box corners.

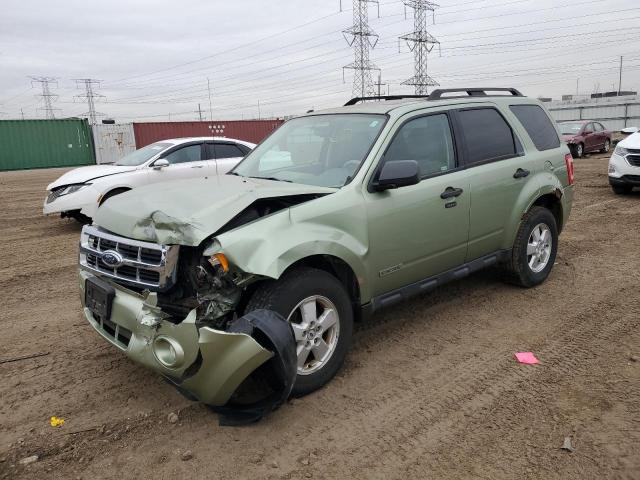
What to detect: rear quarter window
<box><xmin>509</xmin><ymin>104</ymin><xmax>561</xmax><ymax>151</ymax></box>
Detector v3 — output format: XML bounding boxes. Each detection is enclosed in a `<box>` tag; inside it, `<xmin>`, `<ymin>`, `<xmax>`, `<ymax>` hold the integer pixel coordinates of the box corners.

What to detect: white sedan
<box><xmin>43</xmin><ymin>137</ymin><xmax>255</xmax><ymax>222</ymax></box>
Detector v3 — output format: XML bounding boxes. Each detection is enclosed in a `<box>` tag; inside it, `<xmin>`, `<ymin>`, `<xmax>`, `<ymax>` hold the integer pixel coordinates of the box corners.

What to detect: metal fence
<box><xmin>547</xmin><ymin>96</ymin><xmax>640</xmax><ymax>131</ymax></box>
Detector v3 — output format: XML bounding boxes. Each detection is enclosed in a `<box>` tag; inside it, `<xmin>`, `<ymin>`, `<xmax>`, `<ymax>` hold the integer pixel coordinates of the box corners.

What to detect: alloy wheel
<box><xmin>287</xmin><ymin>295</ymin><xmax>340</xmax><ymax>375</ymax></box>
<box><xmin>527</xmin><ymin>223</ymin><xmax>552</xmax><ymax>273</ymax></box>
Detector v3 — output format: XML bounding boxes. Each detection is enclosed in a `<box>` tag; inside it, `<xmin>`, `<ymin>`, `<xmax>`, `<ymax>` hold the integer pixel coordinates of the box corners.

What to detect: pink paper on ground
<box><xmin>514</xmin><ymin>352</ymin><xmax>539</xmax><ymax>364</ymax></box>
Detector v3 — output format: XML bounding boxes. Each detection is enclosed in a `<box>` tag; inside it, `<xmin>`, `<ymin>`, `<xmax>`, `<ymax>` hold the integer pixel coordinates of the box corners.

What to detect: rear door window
<box><xmin>509</xmin><ymin>104</ymin><xmax>561</xmax><ymax>151</ymax></box>
<box><xmin>215</xmin><ymin>143</ymin><xmax>245</xmax><ymax>159</ymax></box>
<box><xmin>457</xmin><ymin>108</ymin><xmax>519</xmax><ymax>164</ymax></box>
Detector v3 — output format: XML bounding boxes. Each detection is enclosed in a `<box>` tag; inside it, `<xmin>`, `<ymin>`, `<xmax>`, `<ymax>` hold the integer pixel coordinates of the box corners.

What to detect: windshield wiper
<box><xmin>248</xmin><ymin>176</ymin><xmax>292</xmax><ymax>183</ymax></box>
<box><xmin>227</xmin><ymin>171</ymin><xmax>243</xmax><ymax>177</ymax></box>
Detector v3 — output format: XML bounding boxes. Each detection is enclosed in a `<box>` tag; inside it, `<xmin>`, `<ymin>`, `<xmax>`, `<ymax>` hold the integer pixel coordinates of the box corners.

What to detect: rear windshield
<box><xmin>558</xmin><ymin>122</ymin><xmax>584</xmax><ymax>136</ymax></box>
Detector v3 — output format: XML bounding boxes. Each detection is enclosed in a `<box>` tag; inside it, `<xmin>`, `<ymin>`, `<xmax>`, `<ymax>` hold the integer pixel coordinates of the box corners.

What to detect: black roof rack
<box><xmin>344</xmin><ymin>95</ymin><xmax>428</xmax><ymax>106</ymax></box>
<box><xmin>344</xmin><ymin>88</ymin><xmax>523</xmax><ymax>106</ymax></box>
<box><xmin>427</xmin><ymin>88</ymin><xmax>523</xmax><ymax>99</ymax></box>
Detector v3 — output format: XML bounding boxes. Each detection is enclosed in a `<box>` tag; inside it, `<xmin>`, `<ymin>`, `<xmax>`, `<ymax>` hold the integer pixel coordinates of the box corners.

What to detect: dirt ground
<box><xmin>1</xmin><ymin>154</ymin><xmax>639</xmax><ymax>480</ymax></box>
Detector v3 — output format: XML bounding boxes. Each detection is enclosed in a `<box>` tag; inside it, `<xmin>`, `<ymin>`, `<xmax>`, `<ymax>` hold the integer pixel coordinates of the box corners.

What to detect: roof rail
<box><xmin>344</xmin><ymin>95</ymin><xmax>428</xmax><ymax>106</ymax></box>
<box><xmin>427</xmin><ymin>88</ymin><xmax>523</xmax><ymax>100</ymax></box>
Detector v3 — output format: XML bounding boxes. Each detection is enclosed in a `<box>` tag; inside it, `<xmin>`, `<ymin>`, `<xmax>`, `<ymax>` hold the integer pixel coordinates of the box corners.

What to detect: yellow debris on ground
<box><xmin>49</xmin><ymin>416</ymin><xmax>65</xmax><ymax>427</ymax></box>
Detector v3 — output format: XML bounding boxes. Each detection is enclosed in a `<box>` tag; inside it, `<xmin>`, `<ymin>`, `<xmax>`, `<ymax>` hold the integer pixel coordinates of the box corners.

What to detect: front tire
<box><xmin>245</xmin><ymin>267</ymin><xmax>354</xmax><ymax>397</ymax></box>
<box><xmin>504</xmin><ymin>206</ymin><xmax>558</xmax><ymax>288</ymax></box>
<box><xmin>573</xmin><ymin>143</ymin><xmax>584</xmax><ymax>158</ymax></box>
<box><xmin>612</xmin><ymin>184</ymin><xmax>632</xmax><ymax>195</ymax></box>
<box><xmin>601</xmin><ymin>139</ymin><xmax>611</xmax><ymax>153</ymax></box>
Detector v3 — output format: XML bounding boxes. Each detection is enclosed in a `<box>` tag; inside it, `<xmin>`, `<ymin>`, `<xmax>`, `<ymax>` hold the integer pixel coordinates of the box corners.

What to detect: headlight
<box><xmin>614</xmin><ymin>146</ymin><xmax>629</xmax><ymax>157</ymax></box>
<box><xmin>57</xmin><ymin>183</ymin><xmax>91</xmax><ymax>196</ymax></box>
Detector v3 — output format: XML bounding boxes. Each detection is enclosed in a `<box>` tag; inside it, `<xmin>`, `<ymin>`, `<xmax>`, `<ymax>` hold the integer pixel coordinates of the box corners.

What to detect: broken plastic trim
<box><xmin>210</xmin><ymin>309</ymin><xmax>297</xmax><ymax>426</ymax></box>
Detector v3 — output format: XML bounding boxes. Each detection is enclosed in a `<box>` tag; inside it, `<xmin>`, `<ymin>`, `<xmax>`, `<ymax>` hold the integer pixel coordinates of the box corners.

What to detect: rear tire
<box><xmin>612</xmin><ymin>184</ymin><xmax>632</xmax><ymax>195</ymax></box>
<box><xmin>244</xmin><ymin>267</ymin><xmax>354</xmax><ymax>397</ymax></box>
<box><xmin>504</xmin><ymin>206</ymin><xmax>558</xmax><ymax>288</ymax></box>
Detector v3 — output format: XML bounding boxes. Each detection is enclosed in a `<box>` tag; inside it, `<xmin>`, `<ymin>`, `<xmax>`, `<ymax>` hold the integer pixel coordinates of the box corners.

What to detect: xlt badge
<box><xmin>379</xmin><ymin>264</ymin><xmax>402</xmax><ymax>277</ymax></box>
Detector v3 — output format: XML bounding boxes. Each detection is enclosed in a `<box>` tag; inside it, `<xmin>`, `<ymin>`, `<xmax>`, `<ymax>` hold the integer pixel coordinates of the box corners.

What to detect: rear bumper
<box><xmin>79</xmin><ymin>270</ymin><xmax>273</xmax><ymax>406</ymax></box>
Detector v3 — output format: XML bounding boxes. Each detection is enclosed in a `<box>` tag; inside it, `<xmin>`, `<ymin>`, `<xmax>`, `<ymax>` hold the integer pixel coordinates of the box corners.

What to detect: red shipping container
<box><xmin>132</xmin><ymin>120</ymin><xmax>284</xmax><ymax>148</ymax></box>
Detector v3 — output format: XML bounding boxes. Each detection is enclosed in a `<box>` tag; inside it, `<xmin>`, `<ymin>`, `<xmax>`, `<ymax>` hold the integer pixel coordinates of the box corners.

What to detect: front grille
<box><xmin>98</xmin><ymin>317</ymin><xmax>132</xmax><ymax>349</ymax></box>
<box><xmin>79</xmin><ymin>225</ymin><xmax>179</xmax><ymax>291</ymax></box>
<box><xmin>626</xmin><ymin>154</ymin><xmax>640</xmax><ymax>167</ymax></box>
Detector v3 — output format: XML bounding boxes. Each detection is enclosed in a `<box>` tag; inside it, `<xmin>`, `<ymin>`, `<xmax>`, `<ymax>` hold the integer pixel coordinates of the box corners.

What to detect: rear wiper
<box><xmin>248</xmin><ymin>176</ymin><xmax>292</xmax><ymax>183</ymax></box>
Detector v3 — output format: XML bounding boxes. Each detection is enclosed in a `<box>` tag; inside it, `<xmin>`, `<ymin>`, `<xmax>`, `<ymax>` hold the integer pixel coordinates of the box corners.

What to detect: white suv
<box><xmin>44</xmin><ymin>137</ymin><xmax>255</xmax><ymax>222</ymax></box>
<box><xmin>609</xmin><ymin>132</ymin><xmax>640</xmax><ymax>194</ymax></box>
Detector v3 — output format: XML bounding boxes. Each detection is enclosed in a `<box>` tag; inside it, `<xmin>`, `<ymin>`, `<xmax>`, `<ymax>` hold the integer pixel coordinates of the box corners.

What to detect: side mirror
<box><xmin>153</xmin><ymin>158</ymin><xmax>170</xmax><ymax>170</ymax></box>
<box><xmin>583</xmin><ymin>130</ymin><xmax>593</xmax><ymax>135</ymax></box>
<box><xmin>373</xmin><ymin>160</ymin><xmax>420</xmax><ymax>192</ymax></box>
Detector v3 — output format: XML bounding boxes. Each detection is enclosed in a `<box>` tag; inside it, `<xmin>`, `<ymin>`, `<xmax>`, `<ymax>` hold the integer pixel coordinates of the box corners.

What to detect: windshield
<box><xmin>231</xmin><ymin>114</ymin><xmax>386</xmax><ymax>188</ymax></box>
<box><xmin>558</xmin><ymin>122</ymin><xmax>584</xmax><ymax>136</ymax></box>
<box><xmin>115</xmin><ymin>142</ymin><xmax>171</xmax><ymax>166</ymax></box>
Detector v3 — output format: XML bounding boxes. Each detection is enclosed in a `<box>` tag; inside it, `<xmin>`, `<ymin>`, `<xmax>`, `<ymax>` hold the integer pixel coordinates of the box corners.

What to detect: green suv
<box><xmin>79</xmin><ymin>88</ymin><xmax>574</xmax><ymax>407</ymax></box>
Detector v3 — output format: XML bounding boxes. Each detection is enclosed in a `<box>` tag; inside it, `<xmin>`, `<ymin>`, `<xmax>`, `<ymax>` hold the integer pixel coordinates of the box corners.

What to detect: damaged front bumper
<box><xmin>79</xmin><ymin>270</ymin><xmax>273</xmax><ymax>406</ymax></box>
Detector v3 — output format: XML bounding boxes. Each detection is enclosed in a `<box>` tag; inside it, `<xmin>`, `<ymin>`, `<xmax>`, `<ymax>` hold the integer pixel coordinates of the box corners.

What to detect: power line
<box><xmin>29</xmin><ymin>76</ymin><xmax>60</xmax><ymax>119</ymax></box>
<box><xmin>343</xmin><ymin>0</ymin><xmax>380</xmax><ymax>97</ymax></box>
<box><xmin>400</xmin><ymin>0</ymin><xmax>440</xmax><ymax>94</ymax></box>
<box><xmin>73</xmin><ymin>78</ymin><xmax>106</xmax><ymax>125</ymax></box>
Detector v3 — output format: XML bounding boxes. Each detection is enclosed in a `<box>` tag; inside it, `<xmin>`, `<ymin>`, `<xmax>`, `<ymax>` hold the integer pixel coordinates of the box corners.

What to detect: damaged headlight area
<box><xmin>156</xmin><ymin>243</ymin><xmax>254</xmax><ymax>330</ymax></box>
<box><xmin>47</xmin><ymin>183</ymin><xmax>91</xmax><ymax>203</ymax></box>
<box><xmin>81</xmin><ymin>239</ymin><xmax>297</xmax><ymax>424</ymax></box>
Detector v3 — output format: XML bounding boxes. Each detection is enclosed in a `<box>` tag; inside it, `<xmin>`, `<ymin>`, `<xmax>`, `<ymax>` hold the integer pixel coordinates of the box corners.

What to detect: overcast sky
<box><xmin>1</xmin><ymin>0</ymin><xmax>639</xmax><ymax>121</ymax></box>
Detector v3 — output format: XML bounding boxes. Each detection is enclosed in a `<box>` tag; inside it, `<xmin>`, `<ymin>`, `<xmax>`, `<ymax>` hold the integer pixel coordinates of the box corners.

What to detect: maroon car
<box><xmin>558</xmin><ymin>120</ymin><xmax>612</xmax><ymax>158</ymax></box>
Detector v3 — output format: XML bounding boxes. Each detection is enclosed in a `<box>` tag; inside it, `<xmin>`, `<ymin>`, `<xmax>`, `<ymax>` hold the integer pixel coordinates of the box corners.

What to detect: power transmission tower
<box><xmin>399</xmin><ymin>0</ymin><xmax>440</xmax><ymax>95</ymax></box>
<box><xmin>29</xmin><ymin>76</ymin><xmax>60</xmax><ymax>119</ymax></box>
<box><xmin>374</xmin><ymin>73</ymin><xmax>387</xmax><ymax>98</ymax></box>
<box><xmin>74</xmin><ymin>78</ymin><xmax>106</xmax><ymax>125</ymax></box>
<box><xmin>342</xmin><ymin>0</ymin><xmax>380</xmax><ymax>98</ymax></box>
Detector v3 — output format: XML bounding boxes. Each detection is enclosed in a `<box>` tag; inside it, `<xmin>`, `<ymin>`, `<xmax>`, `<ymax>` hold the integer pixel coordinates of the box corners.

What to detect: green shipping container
<box><xmin>0</xmin><ymin>119</ymin><xmax>95</xmax><ymax>171</ymax></box>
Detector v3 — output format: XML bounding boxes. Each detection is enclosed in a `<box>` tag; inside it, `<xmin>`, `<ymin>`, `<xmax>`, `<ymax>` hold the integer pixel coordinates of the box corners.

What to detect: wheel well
<box><xmin>242</xmin><ymin>255</ymin><xmax>363</xmax><ymax>321</ymax></box>
<box><xmin>531</xmin><ymin>192</ymin><xmax>563</xmax><ymax>233</ymax></box>
<box><xmin>99</xmin><ymin>187</ymin><xmax>131</xmax><ymax>206</ymax></box>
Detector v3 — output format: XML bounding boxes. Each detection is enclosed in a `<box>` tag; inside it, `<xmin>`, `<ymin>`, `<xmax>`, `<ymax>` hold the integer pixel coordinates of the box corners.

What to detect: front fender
<box><xmin>215</xmin><ymin>204</ymin><xmax>371</xmax><ymax>301</ymax></box>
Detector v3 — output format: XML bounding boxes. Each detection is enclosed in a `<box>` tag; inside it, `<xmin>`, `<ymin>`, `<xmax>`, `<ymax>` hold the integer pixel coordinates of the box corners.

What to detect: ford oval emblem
<box><xmin>101</xmin><ymin>250</ymin><xmax>124</xmax><ymax>268</ymax></box>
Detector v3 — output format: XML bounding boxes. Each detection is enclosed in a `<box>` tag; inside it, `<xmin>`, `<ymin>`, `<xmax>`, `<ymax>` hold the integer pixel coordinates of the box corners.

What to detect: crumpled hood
<box><xmin>47</xmin><ymin>164</ymin><xmax>137</xmax><ymax>190</ymax></box>
<box><xmin>94</xmin><ymin>175</ymin><xmax>336</xmax><ymax>246</ymax></box>
<box><xmin>561</xmin><ymin>135</ymin><xmax>577</xmax><ymax>143</ymax></box>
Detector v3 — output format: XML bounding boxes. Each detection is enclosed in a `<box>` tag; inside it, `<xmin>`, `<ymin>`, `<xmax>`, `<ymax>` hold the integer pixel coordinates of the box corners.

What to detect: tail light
<box><xmin>565</xmin><ymin>153</ymin><xmax>575</xmax><ymax>185</ymax></box>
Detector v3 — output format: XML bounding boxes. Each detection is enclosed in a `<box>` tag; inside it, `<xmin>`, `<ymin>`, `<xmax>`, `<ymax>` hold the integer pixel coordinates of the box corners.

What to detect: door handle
<box><xmin>191</xmin><ymin>165</ymin><xmax>204</xmax><ymax>169</ymax></box>
<box><xmin>440</xmin><ymin>186</ymin><xmax>464</xmax><ymax>199</ymax></box>
<box><xmin>513</xmin><ymin>168</ymin><xmax>530</xmax><ymax>178</ymax></box>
